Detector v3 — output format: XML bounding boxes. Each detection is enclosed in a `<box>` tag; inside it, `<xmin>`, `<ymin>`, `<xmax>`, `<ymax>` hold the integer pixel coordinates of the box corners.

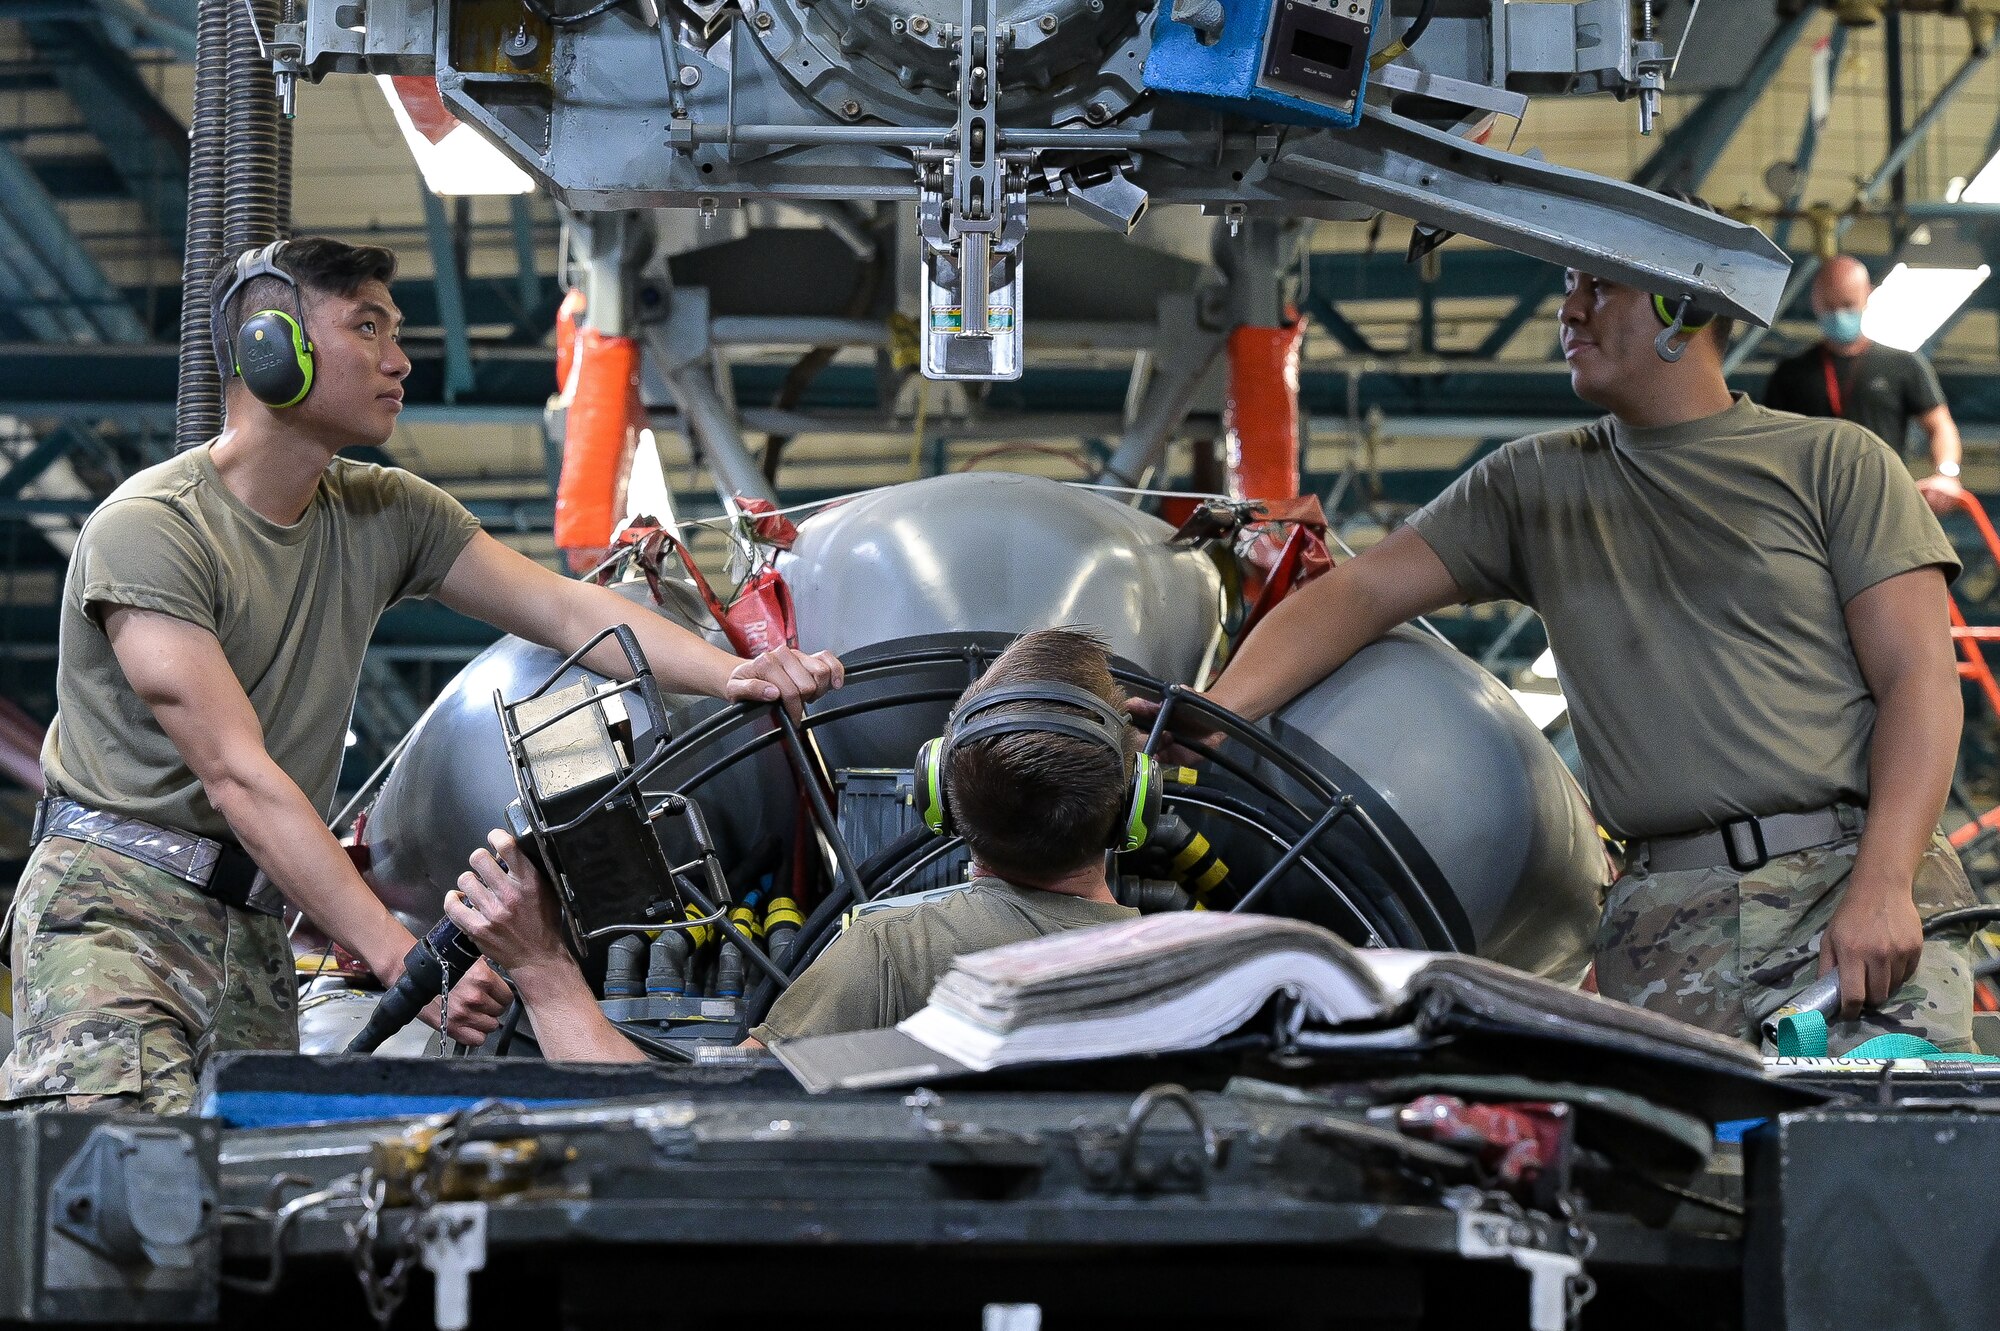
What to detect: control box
<box><xmin>1143</xmin><ymin>0</ymin><xmax>1382</xmax><ymax>131</ymax></box>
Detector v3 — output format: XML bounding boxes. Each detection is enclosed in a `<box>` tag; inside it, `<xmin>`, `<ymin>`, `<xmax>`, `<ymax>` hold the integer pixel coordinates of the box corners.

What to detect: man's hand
<box><xmin>1818</xmin><ymin>874</ymin><xmax>1925</xmax><ymax>1021</ymax></box>
<box><xmin>442</xmin><ymin>829</ymin><xmax>648</xmax><ymax>1064</ymax></box>
<box><xmin>726</xmin><ymin>647</ymin><xmax>844</xmax><ymax>720</ymax></box>
<box><xmin>1917</xmin><ymin>471</ymin><xmax>1964</xmax><ymax>518</ymax></box>
<box><xmin>444</xmin><ymin>830</ymin><xmax>574</xmax><ymax>985</ymax></box>
<box><xmin>419</xmin><ymin>960</ymin><xmax>511</xmax><ymax>1046</ymax></box>
<box><xmin>1124</xmin><ymin>695</ymin><xmax>1222</xmax><ymax>768</ymax></box>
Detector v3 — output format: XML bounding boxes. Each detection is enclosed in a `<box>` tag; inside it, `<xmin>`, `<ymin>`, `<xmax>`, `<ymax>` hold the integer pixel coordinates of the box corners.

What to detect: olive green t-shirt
<box><xmin>751</xmin><ymin>878</ymin><xmax>1138</xmax><ymax>1042</ymax></box>
<box><xmin>41</xmin><ymin>444</ymin><xmax>483</xmax><ymax>841</ymax></box>
<box><xmin>1408</xmin><ymin>395</ymin><xmax>1959</xmax><ymax>842</ymax></box>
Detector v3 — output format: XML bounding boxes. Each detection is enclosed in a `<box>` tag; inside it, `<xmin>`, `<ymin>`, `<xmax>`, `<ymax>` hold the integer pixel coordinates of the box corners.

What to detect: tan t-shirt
<box><xmin>41</xmin><ymin>444</ymin><xmax>483</xmax><ymax>841</ymax></box>
<box><xmin>1408</xmin><ymin>395</ymin><xmax>1959</xmax><ymax>842</ymax></box>
<box><xmin>750</xmin><ymin>878</ymin><xmax>1138</xmax><ymax>1042</ymax></box>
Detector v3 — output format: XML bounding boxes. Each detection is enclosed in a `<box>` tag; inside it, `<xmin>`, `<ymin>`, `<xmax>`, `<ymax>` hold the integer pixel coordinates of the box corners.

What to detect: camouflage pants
<box><xmin>1</xmin><ymin>835</ymin><xmax>296</xmax><ymax>1114</ymax></box>
<box><xmin>1594</xmin><ymin>829</ymin><xmax>1978</xmax><ymax>1054</ymax></box>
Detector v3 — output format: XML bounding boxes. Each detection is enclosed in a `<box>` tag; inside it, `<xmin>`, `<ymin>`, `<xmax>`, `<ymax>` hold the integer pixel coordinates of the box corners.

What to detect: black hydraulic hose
<box><xmin>1399</xmin><ymin>0</ymin><xmax>1437</xmax><ymax>52</ymax></box>
<box><xmin>347</xmin><ymin>917</ymin><xmax>481</xmax><ymax>1054</ymax></box>
<box><xmin>1369</xmin><ymin>0</ymin><xmax>1436</xmax><ymax>69</ymax></box>
<box><xmin>224</xmin><ymin>0</ymin><xmax>283</xmax><ymax>255</ymax></box>
<box><xmin>857</xmin><ymin>825</ymin><xmax>950</xmax><ymax>900</ymax></box>
<box><xmin>175</xmin><ymin>0</ymin><xmax>230</xmax><ymax>451</ymax></box>
<box><xmin>864</xmin><ymin>834</ymin><xmax>967</xmax><ymax>902</ymax></box>
<box><xmin>491</xmin><ymin>996</ymin><xmax>523</xmax><ymax>1057</ymax></box>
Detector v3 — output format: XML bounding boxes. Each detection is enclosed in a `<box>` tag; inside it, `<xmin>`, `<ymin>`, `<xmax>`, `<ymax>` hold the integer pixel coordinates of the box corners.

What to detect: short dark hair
<box><xmin>209</xmin><ymin>235</ymin><xmax>398</xmax><ymax>373</ymax></box>
<box><xmin>946</xmin><ymin>627</ymin><xmax>1132</xmax><ymax>884</ymax></box>
<box><xmin>1657</xmin><ymin>188</ymin><xmax>1734</xmax><ymax>350</ymax></box>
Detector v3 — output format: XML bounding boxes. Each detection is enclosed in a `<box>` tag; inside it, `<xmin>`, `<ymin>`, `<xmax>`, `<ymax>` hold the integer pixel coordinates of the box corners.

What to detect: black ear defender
<box><xmin>916</xmin><ymin>680</ymin><xmax>1160</xmax><ymax>853</ymax></box>
<box><xmin>211</xmin><ymin>241</ymin><xmax>316</xmax><ymax>408</ymax></box>
<box><xmin>1652</xmin><ymin>291</ymin><xmax>1718</xmax><ymax>364</ymax></box>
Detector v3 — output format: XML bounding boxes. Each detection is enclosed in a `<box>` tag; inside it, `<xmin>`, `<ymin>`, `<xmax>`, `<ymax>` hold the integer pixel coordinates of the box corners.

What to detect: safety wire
<box><xmin>1073</xmin><ymin>482</ymin><xmax>1459</xmax><ymax>650</ymax></box>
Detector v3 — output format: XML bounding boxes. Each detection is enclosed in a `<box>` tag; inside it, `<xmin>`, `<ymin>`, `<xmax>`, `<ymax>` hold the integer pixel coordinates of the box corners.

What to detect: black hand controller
<box><xmin>345</xmin><ymin>915</ymin><xmax>484</xmax><ymax>1054</ymax></box>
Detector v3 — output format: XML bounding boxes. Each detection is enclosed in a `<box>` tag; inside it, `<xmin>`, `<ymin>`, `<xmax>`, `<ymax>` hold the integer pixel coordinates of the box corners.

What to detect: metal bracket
<box><xmin>1073</xmin><ymin>1084</ymin><xmax>1222</xmax><ymax>1195</ymax></box>
<box><xmin>1367</xmin><ymin>61</ymin><xmax>1529</xmax><ymax>128</ymax></box>
<box><xmin>49</xmin><ymin>1125</ymin><xmax>217</xmax><ymax>1271</ymax></box>
<box><xmin>1450</xmin><ymin>1191</ymin><xmax>1594</xmax><ymax>1331</ymax></box>
<box><xmin>418</xmin><ymin>1201</ymin><xmax>488</xmax><ymax>1331</ymax></box>
<box><xmin>917</xmin><ymin>154</ymin><xmax>1029</xmax><ymax>380</ymax></box>
<box><xmin>1265</xmin><ymin>106</ymin><xmax>1790</xmax><ymax>326</ymax></box>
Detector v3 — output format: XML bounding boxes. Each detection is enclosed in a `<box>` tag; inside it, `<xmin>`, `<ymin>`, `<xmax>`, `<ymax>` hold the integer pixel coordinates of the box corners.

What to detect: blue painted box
<box><xmin>1142</xmin><ymin>0</ymin><xmax>1384</xmax><ymax>130</ymax></box>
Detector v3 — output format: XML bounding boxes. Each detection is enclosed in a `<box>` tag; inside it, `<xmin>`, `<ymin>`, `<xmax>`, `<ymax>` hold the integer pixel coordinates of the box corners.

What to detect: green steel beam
<box><xmin>1299</xmin><ymin>293</ymin><xmax>1376</xmax><ymax>356</ymax></box>
<box><xmin>419</xmin><ymin>185</ymin><xmax>476</xmax><ymax>402</ymax></box>
<box><xmin>1773</xmin><ymin>25</ymin><xmax>1848</xmax><ymax>255</ymax></box>
<box><xmin>0</xmin><ymin>429</ymin><xmax>75</xmax><ymax>497</ymax></box>
<box><xmin>26</xmin><ymin>17</ymin><xmax>189</xmax><ymax>253</ymax></box>
<box><xmin>0</xmin><ymin>142</ymin><xmax>148</xmax><ymax>342</ymax></box>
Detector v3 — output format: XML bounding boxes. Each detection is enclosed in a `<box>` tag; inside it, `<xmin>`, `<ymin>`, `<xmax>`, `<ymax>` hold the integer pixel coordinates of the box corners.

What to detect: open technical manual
<box><xmin>771</xmin><ymin>912</ymin><xmax>1766</xmax><ymax>1097</ymax></box>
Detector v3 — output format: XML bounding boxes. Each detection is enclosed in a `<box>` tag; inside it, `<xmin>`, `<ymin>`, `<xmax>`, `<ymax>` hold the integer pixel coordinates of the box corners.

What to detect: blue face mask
<box><xmin>1819</xmin><ymin>309</ymin><xmax>1864</xmax><ymax>344</ymax></box>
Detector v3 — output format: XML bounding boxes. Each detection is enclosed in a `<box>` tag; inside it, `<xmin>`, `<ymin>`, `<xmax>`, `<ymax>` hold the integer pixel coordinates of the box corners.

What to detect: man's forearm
<box><xmin>207</xmin><ymin>766</ymin><xmax>414</xmax><ymax>980</ymax></box>
<box><xmin>560</xmin><ymin>580</ymin><xmax>739</xmax><ymax>697</ymax></box>
<box><xmin>1209</xmin><ymin>567</ymin><xmax>1396</xmax><ymax>721</ymax></box>
<box><xmin>1929</xmin><ymin>414</ymin><xmax>1963</xmax><ymax>473</ymax></box>
<box><xmin>509</xmin><ymin>961</ymin><xmax>647</xmax><ymax>1062</ymax></box>
<box><xmin>1850</xmin><ymin>671</ymin><xmax>1960</xmax><ymax>896</ymax></box>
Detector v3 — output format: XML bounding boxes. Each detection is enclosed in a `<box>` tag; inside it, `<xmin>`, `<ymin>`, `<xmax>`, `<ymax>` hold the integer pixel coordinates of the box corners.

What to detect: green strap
<box><xmin>1775</xmin><ymin>1011</ymin><xmax>1999</xmax><ymax>1062</ymax></box>
<box><xmin>1774</xmin><ymin>1009</ymin><xmax>1829</xmax><ymax>1058</ymax></box>
<box><xmin>1844</xmin><ymin>1034</ymin><xmax>1997</xmax><ymax>1063</ymax></box>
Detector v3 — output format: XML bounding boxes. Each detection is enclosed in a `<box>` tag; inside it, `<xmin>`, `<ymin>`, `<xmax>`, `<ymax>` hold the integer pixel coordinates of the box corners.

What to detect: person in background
<box><xmin>1763</xmin><ymin>254</ymin><xmax>1966</xmax><ymax>517</ymax></box>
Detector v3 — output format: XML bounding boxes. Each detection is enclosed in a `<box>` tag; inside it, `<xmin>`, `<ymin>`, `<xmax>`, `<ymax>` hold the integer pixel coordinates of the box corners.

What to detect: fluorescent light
<box><xmin>1862</xmin><ymin>261</ymin><xmax>1991</xmax><ymax>351</ymax></box>
<box><xmin>1529</xmin><ymin>648</ymin><xmax>1557</xmax><ymax>681</ymax></box>
<box><xmin>376</xmin><ymin>76</ymin><xmax>534</xmax><ymax>197</ymax></box>
<box><xmin>625</xmin><ymin>428</ymin><xmax>679</xmax><ymax>529</ymax></box>
<box><xmin>1961</xmin><ymin>149</ymin><xmax>2000</xmax><ymax>204</ymax></box>
<box><xmin>345</xmin><ymin>729</ymin><xmax>359</xmax><ymax>748</ymax></box>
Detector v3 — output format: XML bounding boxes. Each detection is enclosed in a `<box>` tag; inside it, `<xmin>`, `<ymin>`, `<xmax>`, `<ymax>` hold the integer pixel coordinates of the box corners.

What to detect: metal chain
<box><xmin>344</xmin><ymin>1170</ymin><xmax>420</xmax><ymax>1329</ymax></box>
<box><xmin>340</xmin><ymin>1102</ymin><xmax>507</xmax><ymax>1326</ymax></box>
<box><xmin>434</xmin><ymin>933</ymin><xmax>466</xmax><ymax>1057</ymax></box>
<box><xmin>439</xmin><ymin>942</ymin><xmax>453</xmax><ymax>1055</ymax></box>
<box><xmin>1555</xmin><ymin>1190</ymin><xmax>1599</xmax><ymax>1330</ymax></box>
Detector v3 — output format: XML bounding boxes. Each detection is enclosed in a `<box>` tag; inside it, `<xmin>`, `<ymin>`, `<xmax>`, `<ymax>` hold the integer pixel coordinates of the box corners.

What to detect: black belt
<box><xmin>30</xmin><ymin>795</ymin><xmax>278</xmax><ymax>916</ymax></box>
<box><xmin>1626</xmin><ymin>805</ymin><xmax>1863</xmax><ymax>875</ymax></box>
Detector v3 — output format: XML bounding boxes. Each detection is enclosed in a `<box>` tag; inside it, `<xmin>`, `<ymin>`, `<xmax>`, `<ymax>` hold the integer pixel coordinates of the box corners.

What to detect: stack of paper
<box><xmin>900</xmin><ymin>913</ymin><xmax>1407</xmax><ymax>1072</ymax></box>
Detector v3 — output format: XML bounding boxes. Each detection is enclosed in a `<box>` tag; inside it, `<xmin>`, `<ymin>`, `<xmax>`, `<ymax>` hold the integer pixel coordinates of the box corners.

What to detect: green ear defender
<box><xmin>1120</xmin><ymin>751</ymin><xmax>1160</xmax><ymax>853</ymax></box>
<box><xmin>915</xmin><ymin>681</ymin><xmax>1161</xmax><ymax>852</ymax></box>
<box><xmin>213</xmin><ymin>241</ymin><xmax>318</xmax><ymax>409</ymax></box>
<box><xmin>235</xmin><ymin>308</ymin><xmax>316</xmax><ymax>408</ymax></box>
<box><xmin>1651</xmin><ymin>292</ymin><xmax>1715</xmax><ymax>331</ymax></box>
<box><xmin>917</xmin><ymin>736</ymin><xmax>950</xmax><ymax>835</ymax></box>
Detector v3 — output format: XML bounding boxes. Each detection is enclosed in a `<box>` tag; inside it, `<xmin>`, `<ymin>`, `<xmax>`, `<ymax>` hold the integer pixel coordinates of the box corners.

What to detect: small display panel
<box><xmin>1260</xmin><ymin>0</ymin><xmax>1371</xmax><ymax>111</ymax></box>
<box><xmin>1290</xmin><ymin>27</ymin><xmax>1355</xmax><ymax>70</ymax></box>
